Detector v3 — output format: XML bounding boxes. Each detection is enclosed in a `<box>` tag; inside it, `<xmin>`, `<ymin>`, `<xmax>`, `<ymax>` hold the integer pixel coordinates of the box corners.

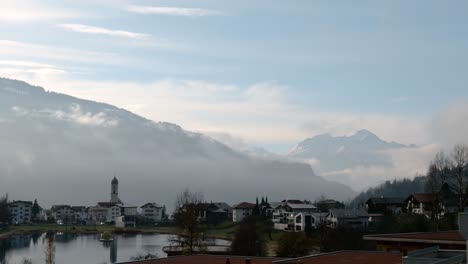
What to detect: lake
<box><xmin>0</xmin><ymin>233</ymin><xmax>230</xmax><ymax>264</ymax></box>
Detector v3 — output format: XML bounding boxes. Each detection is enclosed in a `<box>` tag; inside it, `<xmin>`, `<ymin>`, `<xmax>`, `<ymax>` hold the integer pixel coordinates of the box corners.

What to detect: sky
<box><xmin>1</xmin><ymin>0</ymin><xmax>468</xmax><ymax>154</ymax></box>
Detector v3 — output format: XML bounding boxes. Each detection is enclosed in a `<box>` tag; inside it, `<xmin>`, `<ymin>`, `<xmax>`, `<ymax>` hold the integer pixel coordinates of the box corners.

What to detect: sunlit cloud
<box><xmin>127</xmin><ymin>5</ymin><xmax>222</xmax><ymax>17</ymax></box>
<box><xmin>0</xmin><ymin>1</ymin><xmax>79</xmax><ymax>22</ymax></box>
<box><xmin>59</xmin><ymin>24</ymin><xmax>150</xmax><ymax>39</ymax></box>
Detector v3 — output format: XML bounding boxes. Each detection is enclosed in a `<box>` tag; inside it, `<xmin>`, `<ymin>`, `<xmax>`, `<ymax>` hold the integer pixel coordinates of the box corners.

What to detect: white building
<box><xmin>141</xmin><ymin>203</ymin><xmax>164</xmax><ymax>222</ymax></box>
<box><xmin>95</xmin><ymin>202</ymin><xmax>122</xmax><ymax>222</ymax></box>
<box><xmin>88</xmin><ymin>205</ymin><xmax>108</xmax><ymax>223</ymax></box>
<box><xmin>51</xmin><ymin>205</ymin><xmax>77</xmax><ymax>223</ymax></box>
<box><xmin>8</xmin><ymin>201</ymin><xmax>33</xmax><ymax>224</ymax></box>
<box><xmin>272</xmin><ymin>201</ymin><xmax>320</xmax><ymax>232</ymax></box>
<box><xmin>232</xmin><ymin>202</ymin><xmax>255</xmax><ymax>222</ymax></box>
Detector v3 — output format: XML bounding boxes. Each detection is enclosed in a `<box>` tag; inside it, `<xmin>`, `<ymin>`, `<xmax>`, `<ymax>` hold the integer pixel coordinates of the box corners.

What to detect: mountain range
<box><xmin>0</xmin><ymin>77</ymin><xmax>355</xmax><ymax>209</ymax></box>
<box><xmin>288</xmin><ymin>129</ymin><xmax>415</xmax><ymax>190</ymax></box>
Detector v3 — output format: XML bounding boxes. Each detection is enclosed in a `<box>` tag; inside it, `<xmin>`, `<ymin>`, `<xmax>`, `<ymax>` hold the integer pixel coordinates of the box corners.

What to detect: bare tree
<box><xmin>21</xmin><ymin>259</ymin><xmax>33</xmax><ymax>264</ymax></box>
<box><xmin>450</xmin><ymin>145</ymin><xmax>468</xmax><ymax>211</ymax></box>
<box><xmin>44</xmin><ymin>234</ymin><xmax>55</xmax><ymax>264</ymax></box>
<box><xmin>174</xmin><ymin>189</ymin><xmax>205</xmax><ymax>255</ymax></box>
<box><xmin>425</xmin><ymin>162</ymin><xmax>445</xmax><ymax>231</ymax></box>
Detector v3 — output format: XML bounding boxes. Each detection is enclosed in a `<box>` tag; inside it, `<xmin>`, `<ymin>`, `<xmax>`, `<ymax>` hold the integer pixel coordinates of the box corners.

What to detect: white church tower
<box><xmin>110</xmin><ymin>176</ymin><xmax>122</xmax><ymax>204</ymax></box>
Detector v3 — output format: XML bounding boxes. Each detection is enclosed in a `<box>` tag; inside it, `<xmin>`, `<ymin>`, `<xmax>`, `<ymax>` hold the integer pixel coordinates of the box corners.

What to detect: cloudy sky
<box><xmin>1</xmin><ymin>0</ymin><xmax>468</xmax><ymax>154</ymax></box>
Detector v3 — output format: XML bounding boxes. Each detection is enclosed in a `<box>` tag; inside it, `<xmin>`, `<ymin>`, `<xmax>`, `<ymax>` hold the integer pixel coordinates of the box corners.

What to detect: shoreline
<box><xmin>0</xmin><ymin>225</ymin><xmax>233</xmax><ymax>241</ymax></box>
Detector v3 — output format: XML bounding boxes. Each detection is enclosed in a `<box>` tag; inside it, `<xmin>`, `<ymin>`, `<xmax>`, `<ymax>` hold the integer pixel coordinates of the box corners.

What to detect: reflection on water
<box><xmin>0</xmin><ymin>233</ymin><xmax>229</xmax><ymax>264</ymax></box>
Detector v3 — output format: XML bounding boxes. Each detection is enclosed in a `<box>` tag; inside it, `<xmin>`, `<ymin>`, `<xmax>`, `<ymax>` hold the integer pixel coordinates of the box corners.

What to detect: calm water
<box><xmin>0</xmin><ymin>233</ymin><xmax>229</xmax><ymax>264</ymax></box>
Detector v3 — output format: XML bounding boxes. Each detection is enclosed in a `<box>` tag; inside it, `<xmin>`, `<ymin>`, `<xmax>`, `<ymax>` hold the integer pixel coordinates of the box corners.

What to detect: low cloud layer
<box><xmin>0</xmin><ymin>78</ymin><xmax>355</xmax><ymax>209</ymax></box>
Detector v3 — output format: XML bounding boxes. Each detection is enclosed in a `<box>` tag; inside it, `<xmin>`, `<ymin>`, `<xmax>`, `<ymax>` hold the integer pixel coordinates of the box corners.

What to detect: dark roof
<box><xmin>51</xmin><ymin>205</ymin><xmax>75</xmax><ymax>212</ymax></box>
<box><xmin>366</xmin><ymin>197</ymin><xmax>405</xmax><ymax>205</ymax></box>
<box><xmin>363</xmin><ymin>231</ymin><xmax>465</xmax><ymax>245</ymax></box>
<box><xmin>406</xmin><ymin>193</ymin><xmax>436</xmax><ymax>203</ymax></box>
<box><xmin>141</xmin><ymin>203</ymin><xmax>163</xmax><ymax>209</ymax></box>
<box><xmin>329</xmin><ymin>208</ymin><xmax>368</xmax><ymax>218</ymax></box>
<box><xmin>233</xmin><ymin>202</ymin><xmax>256</xmax><ymax>209</ymax></box>
<box><xmin>118</xmin><ymin>255</ymin><xmax>280</xmax><ymax>264</ymax></box>
<box><xmin>281</xmin><ymin>199</ymin><xmax>304</xmax><ymax>204</ymax></box>
<box><xmin>8</xmin><ymin>200</ymin><xmax>33</xmax><ymax>205</ymax></box>
<box><xmin>97</xmin><ymin>202</ymin><xmax>119</xmax><ymax>208</ymax></box>
<box><xmin>317</xmin><ymin>199</ymin><xmax>344</xmax><ymax>205</ymax></box>
<box><xmin>212</xmin><ymin>202</ymin><xmax>232</xmax><ymax>211</ymax></box>
<box><xmin>71</xmin><ymin>206</ymin><xmax>86</xmax><ymax>211</ymax></box>
<box><xmin>274</xmin><ymin>251</ymin><xmax>402</xmax><ymax>264</ymax></box>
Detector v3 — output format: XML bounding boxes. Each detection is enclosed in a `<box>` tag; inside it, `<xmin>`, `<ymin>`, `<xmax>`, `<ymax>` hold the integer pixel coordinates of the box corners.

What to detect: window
<box><xmin>296</xmin><ymin>216</ymin><xmax>302</xmax><ymax>224</ymax></box>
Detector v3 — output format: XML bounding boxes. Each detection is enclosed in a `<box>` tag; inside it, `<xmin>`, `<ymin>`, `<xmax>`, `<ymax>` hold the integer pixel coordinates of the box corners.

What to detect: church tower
<box><xmin>110</xmin><ymin>176</ymin><xmax>122</xmax><ymax>204</ymax></box>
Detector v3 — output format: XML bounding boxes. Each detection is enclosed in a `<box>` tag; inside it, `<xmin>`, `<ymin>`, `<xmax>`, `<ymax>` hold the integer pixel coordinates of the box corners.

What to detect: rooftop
<box><xmin>274</xmin><ymin>251</ymin><xmax>402</xmax><ymax>264</ymax></box>
<box><xmin>367</xmin><ymin>197</ymin><xmax>405</xmax><ymax>205</ymax></box>
<box><xmin>329</xmin><ymin>208</ymin><xmax>368</xmax><ymax>218</ymax></box>
<box><xmin>363</xmin><ymin>231</ymin><xmax>466</xmax><ymax>245</ymax></box>
<box><xmin>141</xmin><ymin>203</ymin><xmax>163</xmax><ymax>209</ymax></box>
<box><xmin>406</xmin><ymin>193</ymin><xmax>436</xmax><ymax>203</ymax></box>
<box><xmin>118</xmin><ymin>255</ymin><xmax>280</xmax><ymax>264</ymax></box>
<box><xmin>233</xmin><ymin>202</ymin><xmax>256</xmax><ymax>209</ymax></box>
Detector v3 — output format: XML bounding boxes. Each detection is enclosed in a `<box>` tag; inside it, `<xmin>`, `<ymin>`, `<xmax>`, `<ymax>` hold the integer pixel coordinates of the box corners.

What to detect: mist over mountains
<box><xmin>288</xmin><ymin>130</ymin><xmax>416</xmax><ymax>190</ymax></box>
<box><xmin>0</xmin><ymin>77</ymin><xmax>355</xmax><ymax>209</ymax></box>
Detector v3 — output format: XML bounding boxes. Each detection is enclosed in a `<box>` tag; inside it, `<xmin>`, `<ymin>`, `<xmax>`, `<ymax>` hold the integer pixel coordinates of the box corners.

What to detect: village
<box><xmin>3</xmin><ymin>175</ymin><xmax>468</xmax><ymax>264</ymax></box>
<box><xmin>6</xmin><ymin>176</ymin><xmax>457</xmax><ymax>231</ymax></box>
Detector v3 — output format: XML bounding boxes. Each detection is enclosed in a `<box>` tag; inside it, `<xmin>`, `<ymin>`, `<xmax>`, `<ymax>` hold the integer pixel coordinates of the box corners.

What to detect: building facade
<box><xmin>272</xmin><ymin>201</ymin><xmax>320</xmax><ymax>231</ymax></box>
<box><xmin>232</xmin><ymin>202</ymin><xmax>255</xmax><ymax>222</ymax></box>
<box><xmin>141</xmin><ymin>203</ymin><xmax>164</xmax><ymax>222</ymax></box>
<box><xmin>8</xmin><ymin>201</ymin><xmax>33</xmax><ymax>224</ymax></box>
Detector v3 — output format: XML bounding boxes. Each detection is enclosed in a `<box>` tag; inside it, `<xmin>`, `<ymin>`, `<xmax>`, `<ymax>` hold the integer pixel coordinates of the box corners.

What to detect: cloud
<box><xmin>0</xmin><ymin>60</ymin><xmax>66</xmax><ymax>84</ymax></box>
<box><xmin>59</xmin><ymin>24</ymin><xmax>150</xmax><ymax>39</ymax></box>
<box><xmin>53</xmin><ymin>104</ymin><xmax>119</xmax><ymax>127</ymax></box>
<box><xmin>11</xmin><ymin>104</ymin><xmax>118</xmax><ymax>127</ymax></box>
<box><xmin>0</xmin><ymin>2</ymin><xmax>78</xmax><ymax>22</ymax></box>
<box><xmin>0</xmin><ymin>40</ymin><xmax>128</xmax><ymax>66</ymax></box>
<box><xmin>127</xmin><ymin>5</ymin><xmax>222</xmax><ymax>17</ymax></box>
<box><xmin>320</xmin><ymin>144</ymin><xmax>438</xmax><ymax>191</ymax></box>
<box><xmin>430</xmin><ymin>100</ymin><xmax>468</xmax><ymax>148</ymax></box>
<box><xmin>2</xmin><ymin>72</ymin><xmax>429</xmax><ymax>149</ymax></box>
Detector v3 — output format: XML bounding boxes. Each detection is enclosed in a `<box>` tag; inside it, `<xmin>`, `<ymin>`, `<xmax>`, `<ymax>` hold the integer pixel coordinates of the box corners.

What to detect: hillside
<box><xmin>0</xmin><ymin>77</ymin><xmax>355</xmax><ymax>208</ymax></box>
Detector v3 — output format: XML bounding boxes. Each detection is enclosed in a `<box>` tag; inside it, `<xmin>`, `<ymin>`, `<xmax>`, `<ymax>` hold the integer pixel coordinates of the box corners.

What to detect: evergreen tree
<box><xmin>231</xmin><ymin>216</ymin><xmax>267</xmax><ymax>256</ymax></box>
<box><xmin>161</xmin><ymin>205</ymin><xmax>167</xmax><ymax>220</ymax></box>
<box><xmin>253</xmin><ymin>197</ymin><xmax>260</xmax><ymax>215</ymax></box>
<box><xmin>32</xmin><ymin>199</ymin><xmax>40</xmax><ymax>222</ymax></box>
<box><xmin>0</xmin><ymin>194</ymin><xmax>10</xmax><ymax>226</ymax></box>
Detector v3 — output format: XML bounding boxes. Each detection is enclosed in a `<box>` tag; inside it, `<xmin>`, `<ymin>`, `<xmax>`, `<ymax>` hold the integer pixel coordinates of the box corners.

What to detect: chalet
<box><xmin>232</xmin><ymin>202</ymin><xmax>256</xmax><ymax>222</ymax></box>
<box><xmin>405</xmin><ymin>193</ymin><xmax>436</xmax><ymax>215</ymax></box>
<box><xmin>366</xmin><ymin>197</ymin><xmax>405</xmax><ymax>214</ymax></box>
<box><xmin>141</xmin><ymin>203</ymin><xmax>164</xmax><ymax>222</ymax></box>
<box><xmin>326</xmin><ymin>208</ymin><xmax>369</xmax><ymax>229</ymax></box>
<box><xmin>8</xmin><ymin>201</ymin><xmax>33</xmax><ymax>224</ymax></box>
<box><xmin>203</xmin><ymin>202</ymin><xmax>232</xmax><ymax>224</ymax></box>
